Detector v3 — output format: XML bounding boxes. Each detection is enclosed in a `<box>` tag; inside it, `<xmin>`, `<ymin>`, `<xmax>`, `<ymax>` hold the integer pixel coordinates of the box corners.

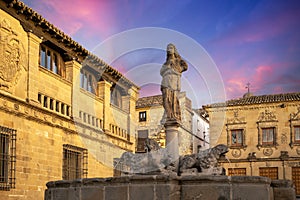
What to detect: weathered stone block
<box><xmin>129</xmin><ymin>185</ymin><xmax>154</xmax><ymax>200</ymax></box>
<box><xmin>181</xmin><ymin>175</ymin><xmax>231</xmax><ymax>199</ymax></box>
<box><xmin>68</xmin><ymin>187</ymin><xmax>80</xmax><ymax>200</ymax></box>
<box><xmin>271</xmin><ymin>180</ymin><xmax>296</xmax><ymax>200</ymax></box>
<box><xmin>105</xmin><ymin>186</ymin><xmax>128</xmax><ymax>200</ymax></box>
<box><xmin>81</xmin><ymin>187</ymin><xmax>104</xmax><ymax>200</ymax></box>
<box><xmin>181</xmin><ymin>184</ymin><xmax>230</xmax><ymax>200</ymax></box>
<box><xmin>51</xmin><ymin>188</ymin><xmax>69</xmax><ymax>200</ymax></box>
<box><xmin>155</xmin><ymin>184</ymin><xmax>180</xmax><ymax>200</ymax></box>
<box><xmin>231</xmin><ymin>176</ymin><xmax>272</xmax><ymax>200</ymax></box>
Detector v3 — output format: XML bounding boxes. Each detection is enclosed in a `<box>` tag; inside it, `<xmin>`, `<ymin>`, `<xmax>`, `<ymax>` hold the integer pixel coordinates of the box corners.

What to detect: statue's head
<box><xmin>166</xmin><ymin>43</ymin><xmax>180</xmax><ymax>59</ymax></box>
<box><xmin>213</xmin><ymin>144</ymin><xmax>229</xmax><ymax>156</ymax></box>
<box><xmin>167</xmin><ymin>43</ymin><xmax>176</xmax><ymax>54</ymax></box>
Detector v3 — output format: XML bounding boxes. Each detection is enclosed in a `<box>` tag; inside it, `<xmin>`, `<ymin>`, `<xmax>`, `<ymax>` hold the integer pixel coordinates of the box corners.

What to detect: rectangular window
<box><xmin>46</xmin><ymin>50</ymin><xmax>51</xmax><ymax>70</ymax></box>
<box><xmin>231</xmin><ymin>129</ymin><xmax>243</xmax><ymax>146</ymax></box>
<box><xmin>62</xmin><ymin>144</ymin><xmax>87</xmax><ymax>180</ymax></box>
<box><xmin>80</xmin><ymin>68</ymin><xmax>96</xmax><ymax>94</ymax></box>
<box><xmin>0</xmin><ymin>134</ymin><xmax>9</xmax><ymax>183</ymax></box>
<box><xmin>0</xmin><ymin>126</ymin><xmax>16</xmax><ymax>190</ymax></box>
<box><xmin>40</xmin><ymin>46</ymin><xmax>46</xmax><ymax>67</ymax></box>
<box><xmin>259</xmin><ymin>167</ymin><xmax>278</xmax><ymax>180</ymax></box>
<box><xmin>83</xmin><ymin>73</ymin><xmax>87</xmax><ymax>89</ymax></box>
<box><xmin>295</xmin><ymin>126</ymin><xmax>300</xmax><ymax>143</ymax></box>
<box><xmin>80</xmin><ymin>70</ymin><xmax>84</xmax><ymax>88</ymax></box>
<box><xmin>262</xmin><ymin>127</ymin><xmax>275</xmax><ymax>145</ymax></box>
<box><xmin>137</xmin><ymin>130</ymin><xmax>148</xmax><ymax>152</ymax></box>
<box><xmin>88</xmin><ymin>75</ymin><xmax>93</xmax><ymax>93</ymax></box>
<box><xmin>52</xmin><ymin>53</ymin><xmax>58</xmax><ymax>74</ymax></box>
<box><xmin>139</xmin><ymin>111</ymin><xmax>147</xmax><ymax>122</ymax></box>
<box><xmin>40</xmin><ymin>44</ymin><xmax>64</xmax><ymax>76</ymax></box>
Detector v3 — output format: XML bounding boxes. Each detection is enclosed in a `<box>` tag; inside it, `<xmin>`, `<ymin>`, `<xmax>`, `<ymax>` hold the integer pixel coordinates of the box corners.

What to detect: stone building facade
<box><xmin>192</xmin><ymin>109</ymin><xmax>210</xmax><ymax>152</ymax></box>
<box><xmin>204</xmin><ymin>92</ymin><xmax>300</xmax><ymax>195</ymax></box>
<box><xmin>136</xmin><ymin>92</ymin><xmax>203</xmax><ymax>155</ymax></box>
<box><xmin>0</xmin><ymin>1</ymin><xmax>138</xmax><ymax>199</ymax></box>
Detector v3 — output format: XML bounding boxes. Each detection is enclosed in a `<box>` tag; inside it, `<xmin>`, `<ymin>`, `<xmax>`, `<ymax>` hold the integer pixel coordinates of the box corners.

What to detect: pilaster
<box><xmin>65</xmin><ymin>60</ymin><xmax>81</xmax><ymax>119</ymax></box>
<box><xmin>97</xmin><ymin>81</ymin><xmax>112</xmax><ymax>131</ymax></box>
<box><xmin>127</xmin><ymin>86</ymin><xmax>139</xmax><ymax>145</ymax></box>
<box><xmin>26</xmin><ymin>32</ymin><xmax>42</xmax><ymax>105</ymax></box>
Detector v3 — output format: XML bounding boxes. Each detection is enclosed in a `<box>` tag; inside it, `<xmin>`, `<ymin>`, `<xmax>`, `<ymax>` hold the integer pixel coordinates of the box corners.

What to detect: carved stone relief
<box><xmin>281</xmin><ymin>133</ymin><xmax>287</xmax><ymax>144</ymax></box>
<box><xmin>289</xmin><ymin>107</ymin><xmax>300</xmax><ymax>148</ymax></box>
<box><xmin>0</xmin><ymin>19</ymin><xmax>26</xmax><ymax>92</ymax></box>
<box><xmin>263</xmin><ymin>148</ymin><xmax>273</xmax><ymax>156</ymax></box>
<box><xmin>258</xmin><ymin>109</ymin><xmax>277</xmax><ymax>122</ymax></box>
<box><xmin>227</xmin><ymin>110</ymin><xmax>246</xmax><ymax>124</ymax></box>
<box><xmin>297</xmin><ymin>147</ymin><xmax>300</xmax><ymax>155</ymax></box>
<box><xmin>14</xmin><ymin>103</ymin><xmax>19</xmax><ymax>110</ymax></box>
<box><xmin>231</xmin><ymin>149</ymin><xmax>241</xmax><ymax>158</ymax></box>
<box><xmin>291</xmin><ymin>107</ymin><xmax>300</xmax><ymax>121</ymax></box>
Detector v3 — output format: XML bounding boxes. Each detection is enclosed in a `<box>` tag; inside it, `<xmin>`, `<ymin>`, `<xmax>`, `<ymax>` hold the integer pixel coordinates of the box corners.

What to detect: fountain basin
<box><xmin>45</xmin><ymin>175</ymin><xmax>295</xmax><ymax>200</ymax></box>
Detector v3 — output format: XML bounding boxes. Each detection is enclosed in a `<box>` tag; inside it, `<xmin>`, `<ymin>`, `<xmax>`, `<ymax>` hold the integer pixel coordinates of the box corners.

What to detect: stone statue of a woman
<box><xmin>160</xmin><ymin>44</ymin><xmax>188</xmax><ymax>122</ymax></box>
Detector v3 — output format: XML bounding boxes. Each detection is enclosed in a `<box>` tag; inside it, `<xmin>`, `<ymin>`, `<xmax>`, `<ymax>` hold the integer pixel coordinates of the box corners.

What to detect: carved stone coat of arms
<box><xmin>0</xmin><ymin>19</ymin><xmax>26</xmax><ymax>91</ymax></box>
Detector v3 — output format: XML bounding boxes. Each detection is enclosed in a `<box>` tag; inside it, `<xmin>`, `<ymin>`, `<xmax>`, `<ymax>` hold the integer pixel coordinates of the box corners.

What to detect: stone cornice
<box><xmin>205</xmin><ymin>103</ymin><xmax>300</xmax><ymax>113</ymax></box>
<box><xmin>204</xmin><ymin>92</ymin><xmax>300</xmax><ymax>109</ymax></box>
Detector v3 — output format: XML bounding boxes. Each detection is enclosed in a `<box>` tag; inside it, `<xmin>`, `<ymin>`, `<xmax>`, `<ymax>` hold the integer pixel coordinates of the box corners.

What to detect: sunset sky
<box><xmin>22</xmin><ymin>0</ymin><xmax>300</xmax><ymax>107</ymax></box>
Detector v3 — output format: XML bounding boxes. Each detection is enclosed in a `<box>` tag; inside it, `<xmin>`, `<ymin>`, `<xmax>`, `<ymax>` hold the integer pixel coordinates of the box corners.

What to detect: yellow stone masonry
<box><xmin>0</xmin><ymin>3</ymin><xmax>138</xmax><ymax>199</ymax></box>
<box><xmin>205</xmin><ymin>94</ymin><xmax>300</xmax><ymax>194</ymax></box>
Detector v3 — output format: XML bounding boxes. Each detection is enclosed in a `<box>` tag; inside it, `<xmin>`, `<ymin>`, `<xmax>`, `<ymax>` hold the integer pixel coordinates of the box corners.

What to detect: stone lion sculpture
<box><xmin>117</xmin><ymin>139</ymin><xmax>172</xmax><ymax>174</ymax></box>
<box><xmin>117</xmin><ymin>144</ymin><xmax>228</xmax><ymax>175</ymax></box>
<box><xmin>179</xmin><ymin>144</ymin><xmax>228</xmax><ymax>175</ymax></box>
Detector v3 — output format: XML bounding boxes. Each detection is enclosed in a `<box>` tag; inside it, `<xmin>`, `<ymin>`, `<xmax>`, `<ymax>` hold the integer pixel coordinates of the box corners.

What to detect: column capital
<box><xmin>65</xmin><ymin>60</ymin><xmax>82</xmax><ymax>70</ymax></box>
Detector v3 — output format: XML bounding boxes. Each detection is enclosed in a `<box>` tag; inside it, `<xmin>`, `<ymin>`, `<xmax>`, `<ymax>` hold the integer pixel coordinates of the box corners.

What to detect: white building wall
<box><xmin>192</xmin><ymin>111</ymin><xmax>209</xmax><ymax>153</ymax></box>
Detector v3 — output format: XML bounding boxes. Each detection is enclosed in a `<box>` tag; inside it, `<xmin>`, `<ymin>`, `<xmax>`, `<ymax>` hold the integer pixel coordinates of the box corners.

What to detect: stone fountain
<box><xmin>45</xmin><ymin>44</ymin><xmax>295</xmax><ymax>200</ymax></box>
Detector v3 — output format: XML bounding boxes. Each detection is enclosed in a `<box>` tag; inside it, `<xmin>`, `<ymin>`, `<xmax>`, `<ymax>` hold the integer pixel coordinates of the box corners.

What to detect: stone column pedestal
<box><xmin>164</xmin><ymin>120</ymin><xmax>180</xmax><ymax>163</ymax></box>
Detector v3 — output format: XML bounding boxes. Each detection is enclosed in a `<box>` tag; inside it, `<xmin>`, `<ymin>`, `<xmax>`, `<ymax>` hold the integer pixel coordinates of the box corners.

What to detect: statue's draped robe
<box><xmin>161</xmin><ymin>59</ymin><xmax>187</xmax><ymax>121</ymax></box>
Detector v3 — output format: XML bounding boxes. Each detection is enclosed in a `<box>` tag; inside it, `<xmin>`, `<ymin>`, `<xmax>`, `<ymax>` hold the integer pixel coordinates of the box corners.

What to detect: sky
<box><xmin>21</xmin><ymin>0</ymin><xmax>300</xmax><ymax>107</ymax></box>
